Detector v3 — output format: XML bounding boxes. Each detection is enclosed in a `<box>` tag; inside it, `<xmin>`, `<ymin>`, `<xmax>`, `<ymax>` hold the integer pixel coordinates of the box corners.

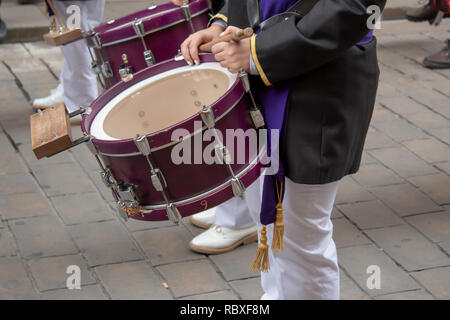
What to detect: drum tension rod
<box><xmin>199</xmin><ymin>105</ymin><xmax>246</xmax><ymax>199</ymax></box>
<box><xmin>181</xmin><ymin>2</ymin><xmax>196</xmax><ymax>33</ymax></box>
<box><xmin>239</xmin><ymin>70</ymin><xmax>266</xmax><ymax>129</ymax></box>
<box><xmin>132</xmin><ymin>19</ymin><xmax>156</xmax><ymax>67</ymax></box>
<box><xmin>134</xmin><ymin>134</ymin><xmax>182</xmax><ymax>224</ymax></box>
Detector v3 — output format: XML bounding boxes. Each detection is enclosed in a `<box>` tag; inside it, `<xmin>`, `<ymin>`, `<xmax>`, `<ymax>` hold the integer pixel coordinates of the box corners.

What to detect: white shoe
<box><xmin>189</xmin><ymin>224</ymin><xmax>258</xmax><ymax>254</ymax></box>
<box><xmin>32</xmin><ymin>89</ymin><xmax>65</xmax><ymax>109</ymax></box>
<box><xmin>189</xmin><ymin>207</ymin><xmax>216</xmax><ymax>229</ymax></box>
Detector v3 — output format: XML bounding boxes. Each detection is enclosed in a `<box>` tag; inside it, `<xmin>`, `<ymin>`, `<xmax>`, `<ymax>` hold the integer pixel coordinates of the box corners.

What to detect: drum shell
<box><xmin>87</xmin><ymin>0</ymin><xmax>210</xmax><ymax>88</ymax></box>
<box><xmin>83</xmin><ymin>55</ymin><xmax>264</xmax><ymax>221</ymax></box>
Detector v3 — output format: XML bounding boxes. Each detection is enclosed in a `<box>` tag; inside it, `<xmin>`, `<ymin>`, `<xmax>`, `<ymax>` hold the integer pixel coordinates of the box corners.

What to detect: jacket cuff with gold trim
<box><xmin>207</xmin><ymin>13</ymin><xmax>228</xmax><ymax>27</ymax></box>
<box><xmin>250</xmin><ymin>34</ymin><xmax>272</xmax><ymax>86</ymax></box>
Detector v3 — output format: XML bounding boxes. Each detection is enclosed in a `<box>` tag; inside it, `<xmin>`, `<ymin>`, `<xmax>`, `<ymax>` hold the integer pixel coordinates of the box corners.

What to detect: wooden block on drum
<box><xmin>43</xmin><ymin>28</ymin><xmax>83</xmax><ymax>46</ymax></box>
<box><xmin>30</xmin><ymin>104</ymin><xmax>73</xmax><ymax>160</ymax></box>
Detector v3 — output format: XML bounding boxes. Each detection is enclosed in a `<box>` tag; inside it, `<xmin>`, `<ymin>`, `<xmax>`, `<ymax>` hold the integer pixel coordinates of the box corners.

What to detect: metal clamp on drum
<box><xmin>134</xmin><ymin>135</ymin><xmax>182</xmax><ymax>224</ymax></box>
<box><xmin>30</xmin><ymin>105</ymin><xmax>91</xmax><ymax>159</ymax></box>
<box><xmin>132</xmin><ymin>19</ymin><xmax>156</xmax><ymax>67</ymax></box>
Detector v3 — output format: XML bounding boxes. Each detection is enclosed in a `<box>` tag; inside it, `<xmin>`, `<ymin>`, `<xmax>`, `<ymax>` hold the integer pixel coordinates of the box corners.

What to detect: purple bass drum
<box><xmin>85</xmin><ymin>0</ymin><xmax>211</xmax><ymax>89</ymax></box>
<box><xmin>81</xmin><ymin>54</ymin><xmax>266</xmax><ymax>223</ymax></box>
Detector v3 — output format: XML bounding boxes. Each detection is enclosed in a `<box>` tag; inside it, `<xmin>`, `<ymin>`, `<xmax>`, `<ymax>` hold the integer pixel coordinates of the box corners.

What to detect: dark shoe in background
<box><xmin>0</xmin><ymin>18</ymin><xmax>6</xmax><ymax>41</ymax></box>
<box><xmin>423</xmin><ymin>40</ymin><xmax>450</xmax><ymax>69</ymax></box>
<box><xmin>405</xmin><ymin>2</ymin><xmax>440</xmax><ymax>22</ymax></box>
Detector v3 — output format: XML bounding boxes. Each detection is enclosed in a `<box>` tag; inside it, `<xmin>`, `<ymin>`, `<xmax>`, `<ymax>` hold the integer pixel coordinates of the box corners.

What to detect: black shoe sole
<box><xmin>423</xmin><ymin>58</ymin><xmax>450</xmax><ymax>69</ymax></box>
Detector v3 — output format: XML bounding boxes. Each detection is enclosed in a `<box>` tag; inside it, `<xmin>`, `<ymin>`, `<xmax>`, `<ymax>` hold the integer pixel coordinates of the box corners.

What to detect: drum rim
<box><xmin>91</xmin><ymin>0</ymin><xmax>209</xmax><ymax>47</ymax></box>
<box><xmin>82</xmin><ymin>54</ymin><xmax>246</xmax><ymax>155</ymax></box>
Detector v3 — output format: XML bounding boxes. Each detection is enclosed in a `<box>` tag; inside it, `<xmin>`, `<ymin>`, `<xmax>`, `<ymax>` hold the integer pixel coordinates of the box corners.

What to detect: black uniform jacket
<box><xmin>214</xmin><ymin>0</ymin><xmax>386</xmax><ymax>185</ymax></box>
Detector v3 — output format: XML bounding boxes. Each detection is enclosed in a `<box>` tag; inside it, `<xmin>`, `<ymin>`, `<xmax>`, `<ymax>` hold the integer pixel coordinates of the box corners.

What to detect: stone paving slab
<box><xmin>0</xmin><ymin>192</ymin><xmax>54</xmax><ymax>220</ymax></box>
<box><xmin>32</xmin><ymin>163</ymin><xmax>97</xmax><ymax>197</ymax></box>
<box><xmin>209</xmin><ymin>243</ymin><xmax>259</xmax><ymax>281</ymax></box>
<box><xmin>352</xmin><ymin>163</ymin><xmax>404</xmax><ymax>188</ymax></box>
<box><xmin>51</xmin><ymin>192</ymin><xmax>115</xmax><ymax>225</ymax></box>
<box><xmin>0</xmin><ymin>229</ymin><xmax>16</xmax><ymax>257</ymax></box>
<box><xmin>369</xmin><ymin>183</ymin><xmax>442</xmax><ymax>217</ymax></box>
<box><xmin>411</xmin><ymin>267</ymin><xmax>450</xmax><ymax>300</ymax></box>
<box><xmin>365</xmin><ymin>225</ymin><xmax>450</xmax><ymax>272</ymax></box>
<box><xmin>68</xmin><ymin>220</ymin><xmax>143</xmax><ymax>267</ymax></box>
<box><xmin>339</xmin><ymin>271</ymin><xmax>371</xmax><ymax>300</ymax></box>
<box><xmin>374</xmin><ymin>289</ymin><xmax>434</xmax><ymax>300</ymax></box>
<box><xmin>40</xmin><ymin>284</ymin><xmax>108</xmax><ymax>300</ymax></box>
<box><xmin>157</xmin><ymin>259</ymin><xmax>230</xmax><ymax>298</ymax></box>
<box><xmin>9</xmin><ymin>215</ymin><xmax>78</xmax><ymax>259</ymax></box>
<box><xmin>133</xmin><ymin>225</ymin><xmax>204</xmax><ymax>266</ymax></box>
<box><xmin>0</xmin><ymin>256</ymin><xmax>36</xmax><ymax>298</ymax></box>
<box><xmin>334</xmin><ymin>177</ymin><xmax>375</xmax><ymax>205</ymax></box>
<box><xmin>27</xmin><ymin>254</ymin><xmax>96</xmax><ymax>292</ymax></box>
<box><xmin>332</xmin><ymin>218</ymin><xmax>372</xmax><ymax>249</ymax></box>
<box><xmin>95</xmin><ymin>261</ymin><xmax>173</xmax><ymax>300</ymax></box>
<box><xmin>228</xmin><ymin>277</ymin><xmax>264</xmax><ymax>300</ymax></box>
<box><xmin>406</xmin><ymin>211</ymin><xmax>450</xmax><ymax>243</ymax></box>
<box><xmin>337</xmin><ymin>200</ymin><xmax>404</xmax><ymax>230</ymax></box>
<box><xmin>408</xmin><ymin>174</ymin><xmax>450</xmax><ymax>205</ymax></box>
<box><xmin>179</xmin><ymin>290</ymin><xmax>239</xmax><ymax>300</ymax></box>
<box><xmin>338</xmin><ymin>245</ymin><xmax>421</xmax><ymax>297</ymax></box>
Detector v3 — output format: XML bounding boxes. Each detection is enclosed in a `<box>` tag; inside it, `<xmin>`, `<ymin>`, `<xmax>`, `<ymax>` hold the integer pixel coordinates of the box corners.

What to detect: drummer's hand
<box><xmin>171</xmin><ymin>0</ymin><xmax>188</xmax><ymax>6</ymax></box>
<box><xmin>181</xmin><ymin>24</ymin><xmax>224</xmax><ymax>66</ymax></box>
<box><xmin>211</xmin><ymin>26</ymin><xmax>251</xmax><ymax>73</ymax></box>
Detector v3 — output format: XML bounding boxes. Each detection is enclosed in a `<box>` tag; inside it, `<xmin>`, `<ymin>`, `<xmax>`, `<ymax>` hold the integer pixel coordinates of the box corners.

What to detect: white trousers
<box><xmin>53</xmin><ymin>0</ymin><xmax>105</xmax><ymax>112</ymax></box>
<box><xmin>214</xmin><ymin>196</ymin><xmax>255</xmax><ymax>229</ymax></box>
<box><xmin>217</xmin><ymin>176</ymin><xmax>340</xmax><ymax>300</ymax></box>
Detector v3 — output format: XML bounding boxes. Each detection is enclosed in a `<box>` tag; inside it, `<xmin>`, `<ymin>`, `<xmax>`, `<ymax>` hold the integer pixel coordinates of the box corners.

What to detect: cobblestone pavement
<box><xmin>0</xmin><ymin>15</ymin><xmax>449</xmax><ymax>299</ymax></box>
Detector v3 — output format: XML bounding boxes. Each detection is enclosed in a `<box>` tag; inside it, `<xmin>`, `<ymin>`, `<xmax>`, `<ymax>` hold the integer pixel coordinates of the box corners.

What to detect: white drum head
<box><xmin>91</xmin><ymin>62</ymin><xmax>237</xmax><ymax>141</ymax></box>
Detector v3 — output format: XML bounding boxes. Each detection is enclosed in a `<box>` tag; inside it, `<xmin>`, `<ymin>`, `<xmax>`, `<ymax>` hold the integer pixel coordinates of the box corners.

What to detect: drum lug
<box><xmin>132</xmin><ymin>19</ymin><xmax>146</xmax><ymax>38</ymax></box>
<box><xmin>200</xmin><ymin>106</ymin><xmax>215</xmax><ymax>129</ymax></box>
<box><xmin>134</xmin><ymin>135</ymin><xmax>151</xmax><ymax>156</ymax></box>
<box><xmin>239</xmin><ymin>70</ymin><xmax>251</xmax><ymax>92</ymax></box>
<box><xmin>181</xmin><ymin>2</ymin><xmax>196</xmax><ymax>33</ymax></box>
<box><xmin>101</xmin><ymin>61</ymin><xmax>113</xmax><ymax>78</ymax></box>
<box><xmin>250</xmin><ymin>109</ymin><xmax>265</xmax><ymax>129</ymax></box>
<box><xmin>215</xmin><ymin>144</ymin><xmax>231</xmax><ymax>165</ymax></box>
<box><xmin>143</xmin><ymin>50</ymin><xmax>155</xmax><ymax>67</ymax></box>
<box><xmin>150</xmin><ymin>169</ymin><xmax>168</xmax><ymax>192</ymax></box>
<box><xmin>166</xmin><ymin>203</ymin><xmax>182</xmax><ymax>225</ymax></box>
<box><xmin>90</xmin><ymin>32</ymin><xmax>102</xmax><ymax>49</ymax></box>
<box><xmin>231</xmin><ymin>177</ymin><xmax>246</xmax><ymax>199</ymax></box>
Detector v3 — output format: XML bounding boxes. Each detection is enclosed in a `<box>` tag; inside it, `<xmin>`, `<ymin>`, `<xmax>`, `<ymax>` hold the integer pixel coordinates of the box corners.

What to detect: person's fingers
<box><xmin>171</xmin><ymin>0</ymin><xmax>187</xmax><ymax>6</ymax></box>
<box><xmin>189</xmin><ymin>36</ymin><xmax>204</xmax><ymax>65</ymax></box>
<box><xmin>181</xmin><ymin>37</ymin><xmax>193</xmax><ymax>65</ymax></box>
<box><xmin>214</xmin><ymin>50</ymin><xmax>226</xmax><ymax>62</ymax></box>
<box><xmin>222</xmin><ymin>25</ymin><xmax>240</xmax><ymax>36</ymax></box>
<box><xmin>211</xmin><ymin>41</ymin><xmax>228</xmax><ymax>55</ymax></box>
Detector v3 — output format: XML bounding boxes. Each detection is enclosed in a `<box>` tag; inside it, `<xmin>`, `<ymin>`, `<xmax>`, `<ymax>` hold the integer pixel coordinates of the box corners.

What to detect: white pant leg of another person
<box><xmin>244</xmin><ymin>176</ymin><xmax>340</xmax><ymax>300</ymax></box>
<box><xmin>214</xmin><ymin>196</ymin><xmax>255</xmax><ymax>229</ymax></box>
<box><xmin>53</xmin><ymin>0</ymin><xmax>105</xmax><ymax>113</ymax></box>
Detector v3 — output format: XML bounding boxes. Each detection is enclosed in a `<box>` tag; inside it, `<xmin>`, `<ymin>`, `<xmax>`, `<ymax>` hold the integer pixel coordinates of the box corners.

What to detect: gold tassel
<box><xmin>250</xmin><ymin>226</ymin><xmax>270</xmax><ymax>272</ymax></box>
<box><xmin>272</xmin><ymin>202</ymin><xmax>285</xmax><ymax>251</ymax></box>
<box><xmin>271</xmin><ymin>181</ymin><xmax>285</xmax><ymax>251</ymax></box>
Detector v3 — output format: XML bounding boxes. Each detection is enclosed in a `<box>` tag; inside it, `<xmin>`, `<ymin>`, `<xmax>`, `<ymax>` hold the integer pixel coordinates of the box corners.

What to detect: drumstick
<box><xmin>46</xmin><ymin>0</ymin><xmax>67</xmax><ymax>31</ymax></box>
<box><xmin>199</xmin><ymin>27</ymin><xmax>254</xmax><ymax>52</ymax></box>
